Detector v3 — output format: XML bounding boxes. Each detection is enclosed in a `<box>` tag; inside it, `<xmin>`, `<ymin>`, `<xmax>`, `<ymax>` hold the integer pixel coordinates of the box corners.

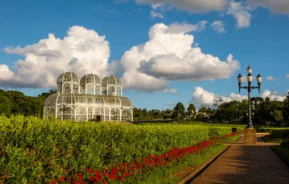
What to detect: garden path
<box><xmin>189</xmin><ymin>134</ymin><xmax>289</xmax><ymax>184</ymax></box>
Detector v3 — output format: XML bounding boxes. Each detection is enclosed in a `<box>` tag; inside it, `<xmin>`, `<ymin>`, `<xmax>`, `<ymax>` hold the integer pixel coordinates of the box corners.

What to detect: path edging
<box><xmin>178</xmin><ymin>136</ymin><xmax>242</xmax><ymax>184</ymax></box>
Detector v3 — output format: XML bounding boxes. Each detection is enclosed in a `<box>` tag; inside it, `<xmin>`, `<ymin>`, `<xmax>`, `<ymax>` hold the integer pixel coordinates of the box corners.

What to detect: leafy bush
<box><xmin>271</xmin><ymin>129</ymin><xmax>289</xmax><ymax>139</ymax></box>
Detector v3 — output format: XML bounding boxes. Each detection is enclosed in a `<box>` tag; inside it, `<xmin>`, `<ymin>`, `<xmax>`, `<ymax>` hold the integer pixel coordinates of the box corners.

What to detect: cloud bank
<box><xmin>135</xmin><ymin>0</ymin><xmax>228</xmax><ymax>13</ymax></box>
<box><xmin>247</xmin><ymin>0</ymin><xmax>289</xmax><ymax>14</ymax></box>
<box><xmin>1</xmin><ymin>26</ymin><xmax>111</xmax><ymax>88</ymax></box>
<box><xmin>136</xmin><ymin>0</ymin><xmax>289</xmax><ymax>29</ymax></box>
<box><xmin>261</xmin><ymin>90</ymin><xmax>287</xmax><ymax>101</ymax></box>
<box><xmin>1</xmin><ymin>23</ymin><xmax>239</xmax><ymax>92</ymax></box>
<box><xmin>190</xmin><ymin>87</ymin><xmax>287</xmax><ymax>108</ymax></box>
<box><xmin>190</xmin><ymin>86</ymin><xmax>247</xmax><ymax>108</ymax></box>
<box><xmin>121</xmin><ymin>22</ymin><xmax>240</xmax><ymax>91</ymax></box>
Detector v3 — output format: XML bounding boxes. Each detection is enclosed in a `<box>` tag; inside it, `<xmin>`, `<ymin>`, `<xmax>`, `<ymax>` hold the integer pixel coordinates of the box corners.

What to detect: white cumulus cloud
<box><xmin>190</xmin><ymin>86</ymin><xmax>247</xmax><ymax>108</ymax></box>
<box><xmin>266</xmin><ymin>76</ymin><xmax>276</xmax><ymax>81</ymax></box>
<box><xmin>211</xmin><ymin>21</ymin><xmax>226</xmax><ymax>33</ymax></box>
<box><xmin>1</xmin><ymin>26</ymin><xmax>114</xmax><ymax>88</ymax></box>
<box><xmin>247</xmin><ymin>0</ymin><xmax>289</xmax><ymax>14</ymax></box>
<box><xmin>190</xmin><ymin>87</ymin><xmax>288</xmax><ymax>109</ymax></box>
<box><xmin>227</xmin><ymin>0</ymin><xmax>252</xmax><ymax>28</ymax></box>
<box><xmin>121</xmin><ymin>23</ymin><xmax>240</xmax><ymax>92</ymax></box>
<box><xmin>261</xmin><ymin>90</ymin><xmax>287</xmax><ymax>101</ymax></box>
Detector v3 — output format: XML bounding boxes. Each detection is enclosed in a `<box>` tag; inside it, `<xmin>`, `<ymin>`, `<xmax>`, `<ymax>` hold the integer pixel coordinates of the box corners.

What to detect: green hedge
<box><xmin>258</xmin><ymin>128</ymin><xmax>289</xmax><ymax>139</ymax></box>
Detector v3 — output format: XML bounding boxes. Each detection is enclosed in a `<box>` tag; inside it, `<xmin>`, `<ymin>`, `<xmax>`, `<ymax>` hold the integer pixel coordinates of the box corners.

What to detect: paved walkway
<box><xmin>189</xmin><ymin>134</ymin><xmax>289</xmax><ymax>184</ymax></box>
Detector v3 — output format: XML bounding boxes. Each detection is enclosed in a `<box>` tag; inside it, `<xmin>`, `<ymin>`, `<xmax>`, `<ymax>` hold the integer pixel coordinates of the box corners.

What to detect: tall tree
<box><xmin>213</xmin><ymin>97</ymin><xmax>224</xmax><ymax>122</ymax></box>
<box><xmin>171</xmin><ymin>102</ymin><xmax>185</xmax><ymax>120</ymax></box>
<box><xmin>187</xmin><ymin>103</ymin><xmax>196</xmax><ymax>118</ymax></box>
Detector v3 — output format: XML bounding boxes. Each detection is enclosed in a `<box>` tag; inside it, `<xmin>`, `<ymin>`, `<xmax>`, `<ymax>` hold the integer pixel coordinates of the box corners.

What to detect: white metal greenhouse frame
<box><xmin>44</xmin><ymin>72</ymin><xmax>133</xmax><ymax>122</ymax></box>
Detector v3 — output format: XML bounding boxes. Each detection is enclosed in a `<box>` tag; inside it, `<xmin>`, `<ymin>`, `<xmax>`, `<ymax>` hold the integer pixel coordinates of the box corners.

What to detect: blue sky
<box><xmin>0</xmin><ymin>0</ymin><xmax>289</xmax><ymax>110</ymax></box>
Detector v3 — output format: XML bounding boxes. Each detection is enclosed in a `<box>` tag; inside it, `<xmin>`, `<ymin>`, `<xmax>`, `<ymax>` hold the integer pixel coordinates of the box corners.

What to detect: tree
<box><xmin>171</xmin><ymin>102</ymin><xmax>185</xmax><ymax>120</ymax></box>
<box><xmin>187</xmin><ymin>104</ymin><xmax>196</xmax><ymax>119</ymax></box>
<box><xmin>0</xmin><ymin>94</ymin><xmax>12</xmax><ymax>116</ymax></box>
<box><xmin>284</xmin><ymin>95</ymin><xmax>289</xmax><ymax>124</ymax></box>
<box><xmin>213</xmin><ymin>97</ymin><xmax>224</xmax><ymax>122</ymax></box>
<box><xmin>38</xmin><ymin>89</ymin><xmax>57</xmax><ymax>99</ymax></box>
<box><xmin>163</xmin><ymin>109</ymin><xmax>172</xmax><ymax>119</ymax></box>
<box><xmin>270</xmin><ymin>110</ymin><xmax>284</xmax><ymax>126</ymax></box>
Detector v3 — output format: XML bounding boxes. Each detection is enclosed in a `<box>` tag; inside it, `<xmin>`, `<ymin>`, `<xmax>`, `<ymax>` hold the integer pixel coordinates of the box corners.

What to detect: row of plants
<box><xmin>48</xmin><ymin>132</ymin><xmax>238</xmax><ymax>184</ymax></box>
<box><xmin>47</xmin><ymin>139</ymin><xmax>220</xmax><ymax>184</ymax></box>
<box><xmin>0</xmin><ymin>115</ymin><xmax>237</xmax><ymax>183</ymax></box>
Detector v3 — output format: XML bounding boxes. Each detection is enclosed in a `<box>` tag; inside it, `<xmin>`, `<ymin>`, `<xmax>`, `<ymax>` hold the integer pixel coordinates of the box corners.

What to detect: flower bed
<box><xmin>49</xmin><ymin>131</ymin><xmax>239</xmax><ymax>184</ymax></box>
<box><xmin>48</xmin><ymin>139</ymin><xmax>220</xmax><ymax>184</ymax></box>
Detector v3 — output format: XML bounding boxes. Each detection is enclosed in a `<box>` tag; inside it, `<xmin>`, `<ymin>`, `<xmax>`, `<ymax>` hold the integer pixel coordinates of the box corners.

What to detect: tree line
<box><xmin>0</xmin><ymin>89</ymin><xmax>56</xmax><ymax>118</ymax></box>
<box><xmin>169</xmin><ymin>96</ymin><xmax>289</xmax><ymax>126</ymax></box>
<box><xmin>0</xmin><ymin>88</ymin><xmax>288</xmax><ymax>126</ymax></box>
<box><xmin>135</xmin><ymin>96</ymin><xmax>289</xmax><ymax>126</ymax></box>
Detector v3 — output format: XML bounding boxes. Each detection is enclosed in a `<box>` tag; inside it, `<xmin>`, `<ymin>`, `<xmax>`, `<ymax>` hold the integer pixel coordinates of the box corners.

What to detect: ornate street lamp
<box><xmin>237</xmin><ymin>65</ymin><xmax>262</xmax><ymax>128</ymax></box>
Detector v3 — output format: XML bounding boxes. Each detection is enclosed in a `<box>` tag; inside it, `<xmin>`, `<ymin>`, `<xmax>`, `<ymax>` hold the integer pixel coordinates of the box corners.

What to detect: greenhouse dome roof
<box><xmin>80</xmin><ymin>74</ymin><xmax>101</xmax><ymax>87</ymax></box>
<box><xmin>57</xmin><ymin>72</ymin><xmax>79</xmax><ymax>85</ymax></box>
<box><xmin>102</xmin><ymin>76</ymin><xmax>122</xmax><ymax>86</ymax></box>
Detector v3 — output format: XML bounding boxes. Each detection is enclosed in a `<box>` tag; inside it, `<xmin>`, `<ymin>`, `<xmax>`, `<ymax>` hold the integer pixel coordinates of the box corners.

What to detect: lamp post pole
<box><xmin>247</xmin><ymin>82</ymin><xmax>252</xmax><ymax>128</ymax></box>
<box><xmin>238</xmin><ymin>66</ymin><xmax>262</xmax><ymax>128</ymax></box>
<box><xmin>287</xmin><ymin>92</ymin><xmax>289</xmax><ymax>124</ymax></box>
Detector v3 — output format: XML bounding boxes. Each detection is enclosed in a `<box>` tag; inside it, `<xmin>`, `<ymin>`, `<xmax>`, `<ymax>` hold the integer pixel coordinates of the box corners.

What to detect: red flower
<box><xmin>93</xmin><ymin>171</ymin><xmax>101</xmax><ymax>181</ymax></box>
<box><xmin>87</xmin><ymin>168</ymin><xmax>92</xmax><ymax>174</ymax></box>
<box><xmin>73</xmin><ymin>173</ymin><xmax>77</xmax><ymax>179</ymax></box>
<box><xmin>59</xmin><ymin>177</ymin><xmax>65</xmax><ymax>182</ymax></box>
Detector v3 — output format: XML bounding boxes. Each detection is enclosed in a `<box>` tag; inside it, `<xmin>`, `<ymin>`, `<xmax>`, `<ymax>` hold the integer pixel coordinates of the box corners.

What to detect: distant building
<box><xmin>44</xmin><ymin>72</ymin><xmax>133</xmax><ymax>122</ymax></box>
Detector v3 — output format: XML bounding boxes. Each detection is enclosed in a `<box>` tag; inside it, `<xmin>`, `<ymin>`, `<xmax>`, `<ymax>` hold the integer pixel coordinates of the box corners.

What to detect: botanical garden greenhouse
<box><xmin>44</xmin><ymin>72</ymin><xmax>133</xmax><ymax>122</ymax></box>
